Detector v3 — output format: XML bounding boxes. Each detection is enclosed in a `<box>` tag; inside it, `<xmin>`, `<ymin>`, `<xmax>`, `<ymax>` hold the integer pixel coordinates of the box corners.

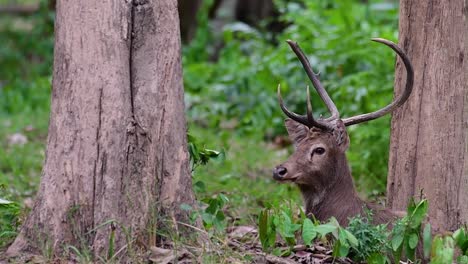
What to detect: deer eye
<box><xmin>314</xmin><ymin>147</ymin><xmax>325</xmax><ymax>155</ymax></box>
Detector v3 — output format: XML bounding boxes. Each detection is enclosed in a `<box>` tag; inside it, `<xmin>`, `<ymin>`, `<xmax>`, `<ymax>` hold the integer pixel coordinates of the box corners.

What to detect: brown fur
<box><xmin>274</xmin><ymin>119</ymin><xmax>399</xmax><ymax>226</ymax></box>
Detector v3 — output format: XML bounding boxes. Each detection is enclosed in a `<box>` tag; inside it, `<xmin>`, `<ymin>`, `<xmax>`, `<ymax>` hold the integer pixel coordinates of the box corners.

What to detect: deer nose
<box><xmin>273</xmin><ymin>166</ymin><xmax>288</xmax><ymax>180</ymax></box>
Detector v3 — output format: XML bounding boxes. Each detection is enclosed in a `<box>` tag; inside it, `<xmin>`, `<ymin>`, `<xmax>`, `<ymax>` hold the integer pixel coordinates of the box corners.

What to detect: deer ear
<box><xmin>285</xmin><ymin>119</ymin><xmax>309</xmax><ymax>146</ymax></box>
<box><xmin>332</xmin><ymin>120</ymin><xmax>350</xmax><ymax>152</ymax></box>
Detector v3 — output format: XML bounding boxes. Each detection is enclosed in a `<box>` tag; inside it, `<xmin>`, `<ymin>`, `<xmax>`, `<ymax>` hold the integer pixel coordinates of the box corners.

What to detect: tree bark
<box><xmin>7</xmin><ymin>0</ymin><xmax>194</xmax><ymax>259</ymax></box>
<box><xmin>387</xmin><ymin>1</ymin><xmax>468</xmax><ymax>232</ymax></box>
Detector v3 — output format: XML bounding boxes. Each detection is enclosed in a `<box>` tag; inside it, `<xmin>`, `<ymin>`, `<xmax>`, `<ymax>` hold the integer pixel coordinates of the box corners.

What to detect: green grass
<box><xmin>189</xmin><ymin>125</ymin><xmax>302</xmax><ymax>224</ymax></box>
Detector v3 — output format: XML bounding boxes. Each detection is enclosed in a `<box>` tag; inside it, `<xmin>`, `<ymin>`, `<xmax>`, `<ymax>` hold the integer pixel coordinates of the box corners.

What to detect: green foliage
<box><xmin>184</xmin><ymin>0</ymin><xmax>400</xmax><ymax>195</ymax></box>
<box><xmin>346</xmin><ymin>211</ymin><xmax>389</xmax><ymax>262</ymax></box>
<box><xmin>187</xmin><ymin>133</ymin><xmax>225</xmax><ymax>171</ymax></box>
<box><xmin>182</xmin><ymin>193</ymin><xmax>229</xmax><ymax>234</ymax></box>
<box><xmin>0</xmin><ymin>193</ymin><xmax>20</xmax><ymax>248</ymax></box>
<box><xmin>0</xmin><ymin>1</ymin><xmax>54</xmax><ymax>115</ymax></box>
<box><xmin>301</xmin><ymin>218</ymin><xmax>316</xmax><ymax>246</ymax></box>
<box><xmin>390</xmin><ymin>199</ymin><xmax>428</xmax><ymax>262</ymax></box>
<box><xmin>0</xmin><ymin>1</ymin><xmax>53</xmax><ymax>248</ymax></box>
<box><xmin>2</xmin><ymin>1</ymin><xmax>467</xmax><ymax>263</ymax></box>
<box><xmin>454</xmin><ymin>227</ymin><xmax>468</xmax><ymax>255</ymax></box>
<box><xmin>258</xmin><ymin>199</ymin><xmax>468</xmax><ymax>263</ymax></box>
<box><xmin>0</xmin><ymin>0</ymin><xmax>53</xmax><ymax>208</ymax></box>
<box><xmin>424</xmin><ymin>227</ymin><xmax>468</xmax><ymax>264</ymax></box>
<box><xmin>431</xmin><ymin>235</ymin><xmax>455</xmax><ymax>264</ymax></box>
<box><xmin>258</xmin><ymin>205</ymin><xmax>359</xmax><ymax>259</ymax></box>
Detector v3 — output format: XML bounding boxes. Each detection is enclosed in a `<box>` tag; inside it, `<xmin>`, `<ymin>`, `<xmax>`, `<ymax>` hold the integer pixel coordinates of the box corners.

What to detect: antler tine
<box><xmin>342</xmin><ymin>38</ymin><xmax>414</xmax><ymax>126</ymax></box>
<box><xmin>286</xmin><ymin>40</ymin><xmax>340</xmax><ymax>120</ymax></box>
<box><xmin>277</xmin><ymin>84</ymin><xmax>331</xmax><ymax>130</ymax></box>
<box><xmin>306</xmin><ymin>85</ymin><xmax>314</xmax><ymax>122</ymax></box>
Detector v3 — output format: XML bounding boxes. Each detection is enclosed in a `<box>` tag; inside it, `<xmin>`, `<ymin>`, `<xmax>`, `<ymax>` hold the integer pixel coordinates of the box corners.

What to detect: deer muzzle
<box><xmin>273</xmin><ymin>165</ymin><xmax>296</xmax><ymax>182</ymax></box>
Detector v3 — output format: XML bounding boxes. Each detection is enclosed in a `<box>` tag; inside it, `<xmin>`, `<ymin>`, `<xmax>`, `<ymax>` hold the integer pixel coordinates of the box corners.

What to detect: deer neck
<box><xmin>298</xmin><ymin>155</ymin><xmax>365</xmax><ymax>226</ymax></box>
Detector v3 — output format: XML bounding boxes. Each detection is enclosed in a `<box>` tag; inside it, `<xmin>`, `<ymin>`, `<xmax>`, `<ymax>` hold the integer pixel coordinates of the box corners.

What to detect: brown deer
<box><xmin>273</xmin><ymin>38</ymin><xmax>414</xmax><ymax>226</ymax></box>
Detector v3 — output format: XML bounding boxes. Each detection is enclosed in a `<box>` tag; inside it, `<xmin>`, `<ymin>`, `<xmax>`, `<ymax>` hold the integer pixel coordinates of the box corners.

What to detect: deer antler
<box><xmin>341</xmin><ymin>38</ymin><xmax>414</xmax><ymax>126</ymax></box>
<box><xmin>283</xmin><ymin>38</ymin><xmax>414</xmax><ymax>127</ymax></box>
<box><xmin>277</xmin><ymin>84</ymin><xmax>332</xmax><ymax>130</ymax></box>
<box><xmin>286</xmin><ymin>40</ymin><xmax>340</xmax><ymax>120</ymax></box>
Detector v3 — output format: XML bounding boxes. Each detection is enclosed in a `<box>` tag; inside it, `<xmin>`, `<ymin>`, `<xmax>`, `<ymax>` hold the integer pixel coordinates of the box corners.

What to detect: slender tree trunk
<box><xmin>387</xmin><ymin>1</ymin><xmax>468</xmax><ymax>232</ymax></box>
<box><xmin>7</xmin><ymin>0</ymin><xmax>194</xmax><ymax>259</ymax></box>
<box><xmin>178</xmin><ymin>0</ymin><xmax>202</xmax><ymax>43</ymax></box>
<box><xmin>235</xmin><ymin>0</ymin><xmax>275</xmax><ymax>24</ymax></box>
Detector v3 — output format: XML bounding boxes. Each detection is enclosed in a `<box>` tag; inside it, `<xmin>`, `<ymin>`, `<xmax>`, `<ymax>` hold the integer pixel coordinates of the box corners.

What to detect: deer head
<box><xmin>273</xmin><ymin>39</ymin><xmax>414</xmax><ymax>224</ymax></box>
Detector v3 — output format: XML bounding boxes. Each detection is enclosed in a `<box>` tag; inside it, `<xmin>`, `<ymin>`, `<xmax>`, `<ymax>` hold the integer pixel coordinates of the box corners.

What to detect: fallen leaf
<box><xmin>149</xmin><ymin>246</ymin><xmax>175</xmax><ymax>264</ymax></box>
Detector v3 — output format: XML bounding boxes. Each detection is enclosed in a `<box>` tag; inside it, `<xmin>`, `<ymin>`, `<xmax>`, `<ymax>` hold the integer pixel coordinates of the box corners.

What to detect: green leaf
<box><xmin>194</xmin><ymin>181</ymin><xmax>206</xmax><ymax>193</ymax></box>
<box><xmin>408</xmin><ymin>232</ymin><xmax>419</xmax><ymax>249</ymax></box>
<box><xmin>457</xmin><ymin>255</ymin><xmax>468</xmax><ymax>264</ymax></box>
<box><xmin>423</xmin><ymin>223</ymin><xmax>432</xmax><ymax>258</ymax></box>
<box><xmin>272</xmin><ymin>247</ymin><xmax>282</xmax><ymax>256</ymax></box>
<box><xmin>391</xmin><ymin>232</ymin><xmax>404</xmax><ymax>251</ymax></box>
<box><xmin>218</xmin><ymin>193</ymin><xmax>229</xmax><ymax>205</ymax></box>
<box><xmin>259</xmin><ymin>209</ymin><xmax>271</xmax><ymax>250</ymax></box>
<box><xmin>203</xmin><ymin>149</ymin><xmax>220</xmax><ymax>157</ymax></box>
<box><xmin>367</xmin><ymin>253</ymin><xmax>388</xmax><ymax>264</ymax></box>
<box><xmin>201</xmin><ymin>212</ymin><xmax>213</xmax><ymax>226</ymax></box>
<box><xmin>0</xmin><ymin>198</ymin><xmax>13</xmax><ymax>205</ymax></box>
<box><xmin>405</xmin><ymin>233</ymin><xmax>417</xmax><ymax>261</ymax></box>
<box><xmin>453</xmin><ymin>228</ymin><xmax>466</xmax><ymax>246</ymax></box>
<box><xmin>409</xmin><ymin>200</ymin><xmax>428</xmax><ymax>229</ymax></box>
<box><xmin>343</xmin><ymin>229</ymin><xmax>359</xmax><ymax>248</ymax></box>
<box><xmin>453</xmin><ymin>227</ymin><xmax>468</xmax><ymax>253</ymax></box>
<box><xmin>205</xmin><ymin>198</ymin><xmax>219</xmax><ymax>214</ymax></box>
<box><xmin>406</xmin><ymin>198</ymin><xmax>417</xmax><ymax>215</ymax></box>
<box><xmin>315</xmin><ymin>224</ymin><xmax>337</xmax><ymax>237</ymax></box>
<box><xmin>180</xmin><ymin>203</ymin><xmax>192</xmax><ymax>211</ymax></box>
<box><xmin>188</xmin><ymin>143</ymin><xmax>200</xmax><ymax>161</ymax></box>
<box><xmin>302</xmin><ymin>218</ymin><xmax>317</xmax><ymax>246</ymax></box>
<box><xmin>332</xmin><ymin>240</ymin><xmax>349</xmax><ymax>257</ymax></box>
<box><xmin>431</xmin><ymin>236</ymin><xmax>455</xmax><ymax>264</ymax></box>
<box><xmin>258</xmin><ymin>209</ymin><xmax>277</xmax><ymax>251</ymax></box>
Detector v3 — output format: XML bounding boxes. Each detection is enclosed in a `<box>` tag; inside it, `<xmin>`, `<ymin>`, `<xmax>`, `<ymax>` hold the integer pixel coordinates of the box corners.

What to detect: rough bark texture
<box><xmin>7</xmin><ymin>0</ymin><xmax>194</xmax><ymax>258</ymax></box>
<box><xmin>387</xmin><ymin>1</ymin><xmax>468</xmax><ymax>233</ymax></box>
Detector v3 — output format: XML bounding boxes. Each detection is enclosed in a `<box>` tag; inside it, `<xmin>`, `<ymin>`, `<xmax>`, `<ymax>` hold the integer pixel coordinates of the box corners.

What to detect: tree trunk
<box><xmin>178</xmin><ymin>0</ymin><xmax>202</xmax><ymax>43</ymax></box>
<box><xmin>235</xmin><ymin>0</ymin><xmax>275</xmax><ymax>24</ymax></box>
<box><xmin>387</xmin><ymin>1</ymin><xmax>468</xmax><ymax>233</ymax></box>
<box><xmin>7</xmin><ymin>0</ymin><xmax>195</xmax><ymax>259</ymax></box>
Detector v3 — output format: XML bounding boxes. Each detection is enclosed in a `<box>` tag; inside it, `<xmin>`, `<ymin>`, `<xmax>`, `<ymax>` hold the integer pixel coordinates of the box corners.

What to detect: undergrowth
<box><xmin>257</xmin><ymin>199</ymin><xmax>468</xmax><ymax>263</ymax></box>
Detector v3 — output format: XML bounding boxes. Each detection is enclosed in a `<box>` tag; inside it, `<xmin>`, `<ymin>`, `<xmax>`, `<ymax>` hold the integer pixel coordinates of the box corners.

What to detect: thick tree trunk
<box><xmin>387</xmin><ymin>1</ymin><xmax>468</xmax><ymax>232</ymax></box>
<box><xmin>7</xmin><ymin>0</ymin><xmax>194</xmax><ymax>258</ymax></box>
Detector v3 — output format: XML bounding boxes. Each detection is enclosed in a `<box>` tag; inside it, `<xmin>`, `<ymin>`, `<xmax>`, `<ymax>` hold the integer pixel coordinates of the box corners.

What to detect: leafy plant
<box><xmin>182</xmin><ymin>193</ymin><xmax>229</xmax><ymax>234</ymax></box>
<box><xmin>258</xmin><ymin>205</ymin><xmax>359</xmax><ymax>259</ymax></box>
<box><xmin>0</xmin><ymin>195</ymin><xmax>20</xmax><ymax>248</ymax></box>
<box><xmin>257</xmin><ymin>199</ymin><xmax>452</xmax><ymax>263</ymax></box>
<box><xmin>187</xmin><ymin>133</ymin><xmax>225</xmax><ymax>171</ymax></box>
<box><xmin>346</xmin><ymin>211</ymin><xmax>390</xmax><ymax>262</ymax></box>
<box><xmin>454</xmin><ymin>227</ymin><xmax>468</xmax><ymax>255</ymax></box>
<box><xmin>390</xmin><ymin>199</ymin><xmax>428</xmax><ymax>262</ymax></box>
<box><xmin>421</xmin><ymin>225</ymin><xmax>468</xmax><ymax>264</ymax></box>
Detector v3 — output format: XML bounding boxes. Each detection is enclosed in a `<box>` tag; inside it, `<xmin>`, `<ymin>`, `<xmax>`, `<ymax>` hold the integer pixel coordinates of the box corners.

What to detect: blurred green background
<box><xmin>0</xmin><ymin>0</ymin><xmax>399</xmax><ymax>248</ymax></box>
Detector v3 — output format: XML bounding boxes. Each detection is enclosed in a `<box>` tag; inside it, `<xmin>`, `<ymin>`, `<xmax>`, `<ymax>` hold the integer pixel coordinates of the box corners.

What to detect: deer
<box><xmin>273</xmin><ymin>38</ymin><xmax>414</xmax><ymax>227</ymax></box>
